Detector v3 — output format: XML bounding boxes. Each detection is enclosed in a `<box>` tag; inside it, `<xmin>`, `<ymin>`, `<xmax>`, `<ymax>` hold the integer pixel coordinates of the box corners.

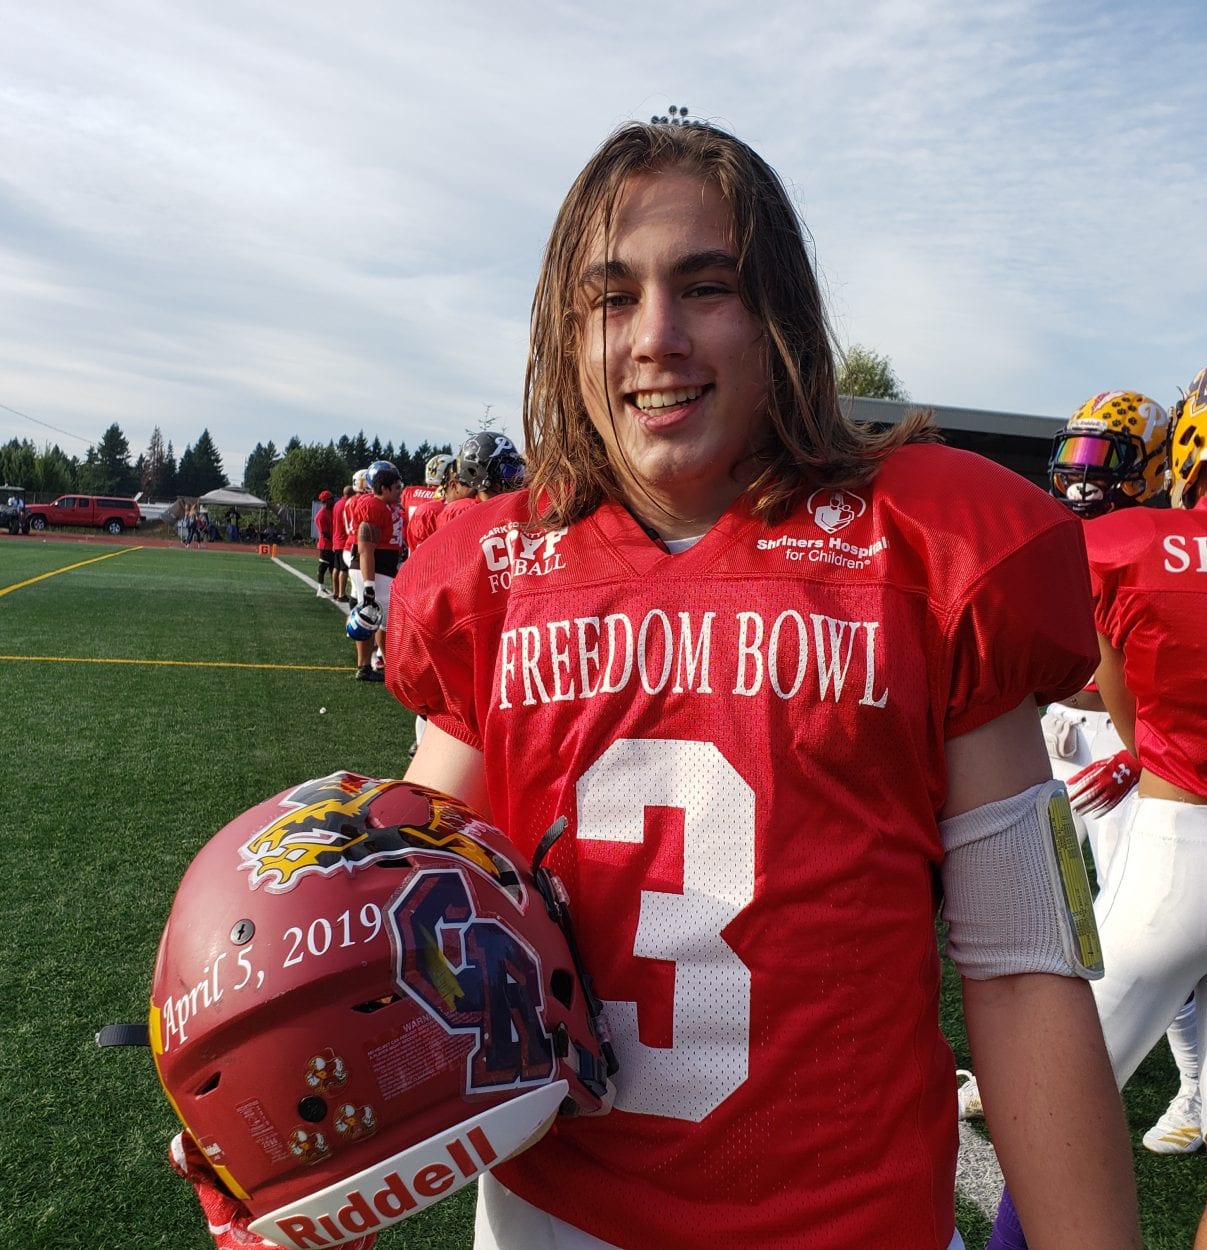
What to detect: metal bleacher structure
<box><xmin>844</xmin><ymin>395</ymin><xmax>1064</xmax><ymax>489</ymax></box>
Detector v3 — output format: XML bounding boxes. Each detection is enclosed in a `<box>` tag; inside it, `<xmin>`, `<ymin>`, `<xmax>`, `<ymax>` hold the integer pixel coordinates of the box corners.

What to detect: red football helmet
<box><xmin>149</xmin><ymin>774</ymin><xmax>614</xmax><ymax>1248</ymax></box>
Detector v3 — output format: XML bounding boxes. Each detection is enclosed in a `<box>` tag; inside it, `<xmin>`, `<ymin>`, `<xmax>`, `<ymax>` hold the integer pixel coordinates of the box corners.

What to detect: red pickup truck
<box><xmin>25</xmin><ymin>494</ymin><xmax>142</xmax><ymax>535</ymax></box>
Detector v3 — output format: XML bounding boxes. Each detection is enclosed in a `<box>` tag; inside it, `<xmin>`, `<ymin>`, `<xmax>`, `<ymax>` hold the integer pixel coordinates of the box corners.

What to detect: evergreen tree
<box><xmin>284</xmin><ymin>435</ymin><xmax>302</xmax><ymax>455</ymax></box>
<box><xmin>0</xmin><ymin>439</ymin><xmax>36</xmax><ymax>489</ymax></box>
<box><xmin>409</xmin><ymin>441</ymin><xmax>436</xmax><ymax>484</ymax></box>
<box><xmin>140</xmin><ymin>426</ymin><xmax>177</xmax><ymax>498</ymax></box>
<box><xmin>243</xmin><ymin>441</ymin><xmax>279</xmax><ymax>498</ymax></box>
<box><xmin>161</xmin><ymin>442</ymin><xmax>178</xmax><ymax>497</ymax></box>
<box><xmin>348</xmin><ymin>431</ymin><xmax>370</xmax><ymax>467</ymax></box>
<box><xmin>176</xmin><ymin>446</ymin><xmax>199</xmax><ymax>497</ymax></box>
<box><xmin>176</xmin><ymin>429</ymin><xmax>227</xmax><ymax>495</ymax></box>
<box><xmin>78</xmin><ymin>424</ymin><xmax>137</xmax><ymax>494</ymax></box>
<box><xmin>33</xmin><ymin>444</ymin><xmax>75</xmax><ymax>496</ymax></box>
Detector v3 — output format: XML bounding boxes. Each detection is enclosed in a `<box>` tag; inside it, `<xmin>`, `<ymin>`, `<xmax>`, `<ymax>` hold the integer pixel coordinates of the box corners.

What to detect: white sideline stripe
<box><xmin>272</xmin><ymin>555</ymin><xmax>350</xmax><ymax>616</ymax></box>
<box><xmin>956</xmin><ymin>1122</ymin><xmax>1003</xmax><ymax>1219</ymax></box>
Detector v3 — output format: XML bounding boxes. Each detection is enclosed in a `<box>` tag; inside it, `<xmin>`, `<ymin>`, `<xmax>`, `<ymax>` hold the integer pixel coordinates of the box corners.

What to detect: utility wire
<box><xmin>0</xmin><ymin>401</ymin><xmax>92</xmax><ymax>447</ymax></box>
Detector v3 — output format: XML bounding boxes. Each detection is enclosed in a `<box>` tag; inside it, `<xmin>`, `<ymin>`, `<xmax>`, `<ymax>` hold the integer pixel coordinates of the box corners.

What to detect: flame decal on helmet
<box><xmin>238</xmin><ymin>773</ymin><xmax>524</xmax><ymax>901</ymax></box>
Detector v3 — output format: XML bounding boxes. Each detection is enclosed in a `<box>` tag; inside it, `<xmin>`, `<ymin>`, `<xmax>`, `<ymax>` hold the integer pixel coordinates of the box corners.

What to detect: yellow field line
<box><xmin>0</xmin><ymin>655</ymin><xmax>350</xmax><ymax>672</ymax></box>
<box><xmin>0</xmin><ymin>545</ymin><xmax>143</xmax><ymax>596</ymax></box>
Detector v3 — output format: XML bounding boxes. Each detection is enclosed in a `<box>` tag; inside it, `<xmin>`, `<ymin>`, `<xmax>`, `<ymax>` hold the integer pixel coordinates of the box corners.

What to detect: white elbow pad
<box><xmin>940</xmin><ymin>780</ymin><xmax>1104</xmax><ymax>981</ymax></box>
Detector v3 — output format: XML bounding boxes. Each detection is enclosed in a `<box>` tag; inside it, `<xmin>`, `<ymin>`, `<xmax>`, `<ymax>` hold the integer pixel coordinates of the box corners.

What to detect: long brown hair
<box><xmin>523</xmin><ymin>122</ymin><xmax>934</xmax><ymax>528</ymax></box>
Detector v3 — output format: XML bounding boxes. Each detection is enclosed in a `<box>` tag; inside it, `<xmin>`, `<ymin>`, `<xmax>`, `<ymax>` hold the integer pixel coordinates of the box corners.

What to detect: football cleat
<box><xmin>1141</xmin><ymin>1085</ymin><xmax>1204</xmax><ymax>1155</ymax></box>
<box><xmin>955</xmin><ymin>1070</ymin><xmax>984</xmax><ymax>1120</ymax></box>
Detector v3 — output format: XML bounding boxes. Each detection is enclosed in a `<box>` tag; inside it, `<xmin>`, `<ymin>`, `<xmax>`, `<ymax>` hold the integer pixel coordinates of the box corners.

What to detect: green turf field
<box><xmin>0</xmin><ymin>539</ymin><xmax>1201</xmax><ymax>1248</ymax></box>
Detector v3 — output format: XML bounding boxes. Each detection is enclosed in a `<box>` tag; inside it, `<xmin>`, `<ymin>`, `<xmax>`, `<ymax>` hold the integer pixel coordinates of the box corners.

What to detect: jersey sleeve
<box><xmin>387</xmin><ymin>585</ymin><xmax>484</xmax><ymax>748</ymax></box>
<box><xmin>940</xmin><ymin>487</ymin><xmax>1098</xmax><ymax>740</ymax></box>
<box><xmin>385</xmin><ymin>498</ymin><xmax>517</xmax><ymax>750</ymax></box>
<box><xmin>1081</xmin><ymin>510</ymin><xmax>1154</xmax><ymax>647</ymax></box>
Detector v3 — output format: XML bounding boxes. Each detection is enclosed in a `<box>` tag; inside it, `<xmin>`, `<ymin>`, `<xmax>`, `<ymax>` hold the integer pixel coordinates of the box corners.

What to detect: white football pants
<box><xmin>1091</xmin><ymin>796</ymin><xmax>1207</xmax><ymax>1132</ymax></box>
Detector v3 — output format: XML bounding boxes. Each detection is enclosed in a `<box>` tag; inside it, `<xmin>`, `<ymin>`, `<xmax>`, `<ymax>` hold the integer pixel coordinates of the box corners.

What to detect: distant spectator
<box><xmin>226</xmin><ymin>509</ymin><xmax>240</xmax><ymax>542</ymax></box>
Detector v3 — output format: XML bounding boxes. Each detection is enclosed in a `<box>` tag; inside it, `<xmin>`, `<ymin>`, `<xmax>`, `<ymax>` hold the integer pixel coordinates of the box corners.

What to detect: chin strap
<box><xmin>96</xmin><ymin>1023</ymin><xmax>150</xmax><ymax>1047</ymax></box>
<box><xmin>532</xmin><ymin>817</ymin><xmax>619</xmax><ymax>1097</ymax></box>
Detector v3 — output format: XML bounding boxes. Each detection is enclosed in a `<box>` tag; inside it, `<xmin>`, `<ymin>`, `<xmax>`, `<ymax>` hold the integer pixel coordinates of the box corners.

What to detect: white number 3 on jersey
<box><xmin>577</xmin><ymin>738</ymin><xmax>755</xmax><ymax>1122</ymax></box>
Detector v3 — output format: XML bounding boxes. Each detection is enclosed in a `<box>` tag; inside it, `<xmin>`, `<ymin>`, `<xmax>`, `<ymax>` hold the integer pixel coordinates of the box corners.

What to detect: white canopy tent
<box><xmin>198</xmin><ymin>487</ymin><xmax>268</xmax><ymax>509</ymax></box>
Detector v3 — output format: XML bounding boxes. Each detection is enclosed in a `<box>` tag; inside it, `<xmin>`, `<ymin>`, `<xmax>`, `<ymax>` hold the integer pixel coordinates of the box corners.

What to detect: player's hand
<box><xmin>362</xmin><ymin>584</ymin><xmax>376</xmax><ymax>603</ymax></box>
<box><xmin>1067</xmin><ymin>749</ymin><xmax>1140</xmax><ymax>816</ymax></box>
<box><xmin>169</xmin><ymin>1131</ymin><xmax>376</xmax><ymax>1249</ymax></box>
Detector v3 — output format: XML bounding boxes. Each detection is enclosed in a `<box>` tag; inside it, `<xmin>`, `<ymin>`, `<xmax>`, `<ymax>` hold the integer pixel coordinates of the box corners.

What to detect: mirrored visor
<box><xmin>1051</xmin><ymin>433</ymin><xmax>1123</xmax><ymax>469</ymax></box>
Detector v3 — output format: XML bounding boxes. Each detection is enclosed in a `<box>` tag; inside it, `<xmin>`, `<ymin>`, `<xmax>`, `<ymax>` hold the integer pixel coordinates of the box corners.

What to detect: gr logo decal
<box><xmin>388</xmin><ymin>868</ymin><xmax>555</xmax><ymax>1093</ymax></box>
<box><xmin>239</xmin><ymin>773</ymin><xmax>522</xmax><ymax>899</ymax></box>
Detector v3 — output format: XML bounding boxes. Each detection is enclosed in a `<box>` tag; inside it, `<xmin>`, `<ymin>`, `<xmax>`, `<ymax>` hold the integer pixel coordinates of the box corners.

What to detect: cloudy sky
<box><xmin>2</xmin><ymin>0</ymin><xmax>1203</xmax><ymax>484</ymax></box>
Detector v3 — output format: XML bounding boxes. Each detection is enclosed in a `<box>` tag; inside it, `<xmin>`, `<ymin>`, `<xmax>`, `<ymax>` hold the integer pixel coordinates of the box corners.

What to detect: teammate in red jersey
<box><xmin>1049</xmin><ymin>389</ymin><xmax>1201</xmax><ymax>1155</ymax></box>
<box><xmin>960</xmin><ymin>391</ymin><xmax>1196</xmax><ymax>1133</ymax></box>
<box><xmin>408</xmin><ymin>435</ymin><xmax>525</xmax><ymax>757</ymax></box>
<box><xmin>1045</xmin><ymin>390</ymin><xmax>1171</xmax><ymax>868</ymax></box>
<box><xmin>435</xmin><ymin>432</ymin><xmax>526</xmax><ymax>532</ymax></box>
<box><xmin>405</xmin><ymin>457</ymin><xmax>465</xmax><ymax>551</ymax></box>
<box><xmin>341</xmin><ymin>469</ymin><xmax>370</xmax><ymax>607</ymax></box>
<box><xmin>385</xmin><ymin>122</ymin><xmax>1139</xmax><ymax>1250</ymax></box>
<box><xmin>314</xmin><ymin>489</ymin><xmax>336</xmax><ymax>596</ymax></box>
<box><xmin>330</xmin><ymin>483</ymin><xmax>353</xmax><ymax>602</ymax></box>
<box><xmin>351</xmin><ymin>461</ymin><xmax>404</xmax><ymax>683</ymax></box>
<box><xmin>399</xmin><ymin>452</ymin><xmax>451</xmax><ymax>540</ymax></box>
<box><xmin>987</xmin><ymin>366</ymin><xmax>1207</xmax><ymax>1248</ymax></box>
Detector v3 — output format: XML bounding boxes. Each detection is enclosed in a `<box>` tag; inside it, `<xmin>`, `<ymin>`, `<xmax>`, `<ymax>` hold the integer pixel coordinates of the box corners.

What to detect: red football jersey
<box><xmin>357</xmin><ymin>494</ymin><xmax>403</xmax><ymax>552</ymax></box>
<box><xmin>338</xmin><ymin>494</ymin><xmax>363</xmax><ymax>552</ymax></box>
<box><xmin>386</xmin><ymin>445</ymin><xmax>1096</xmax><ymax>1249</ymax></box>
<box><xmin>1085</xmin><ymin>499</ymin><xmax>1207</xmax><ymax>796</ymax></box>
<box><xmin>331</xmin><ymin>495</ymin><xmax>349</xmax><ymax>551</ymax></box>
<box><xmin>436</xmin><ymin>496</ymin><xmax>480</xmax><ymax>529</ymax></box>
<box><xmin>401</xmin><ymin>484</ymin><xmax>440</xmax><ymax>524</ymax></box>
<box><xmin>315</xmin><ymin>504</ymin><xmax>334</xmax><ymax>547</ymax></box>
<box><xmin>406</xmin><ymin>498</ymin><xmax>444</xmax><ymax>551</ymax></box>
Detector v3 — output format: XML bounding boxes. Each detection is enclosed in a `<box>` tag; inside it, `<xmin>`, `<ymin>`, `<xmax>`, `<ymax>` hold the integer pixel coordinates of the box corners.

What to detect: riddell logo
<box><xmin>265</xmin><ymin>1126</ymin><xmax>498</xmax><ymax>1247</ymax></box>
<box><xmin>806</xmin><ymin>489</ymin><xmax>866</xmax><ymax>534</ymax></box>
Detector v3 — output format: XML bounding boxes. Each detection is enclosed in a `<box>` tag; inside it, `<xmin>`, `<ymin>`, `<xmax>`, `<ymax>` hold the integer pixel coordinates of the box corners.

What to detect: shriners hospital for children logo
<box><xmin>807</xmin><ymin>489</ymin><xmax>866</xmax><ymax>534</ymax></box>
